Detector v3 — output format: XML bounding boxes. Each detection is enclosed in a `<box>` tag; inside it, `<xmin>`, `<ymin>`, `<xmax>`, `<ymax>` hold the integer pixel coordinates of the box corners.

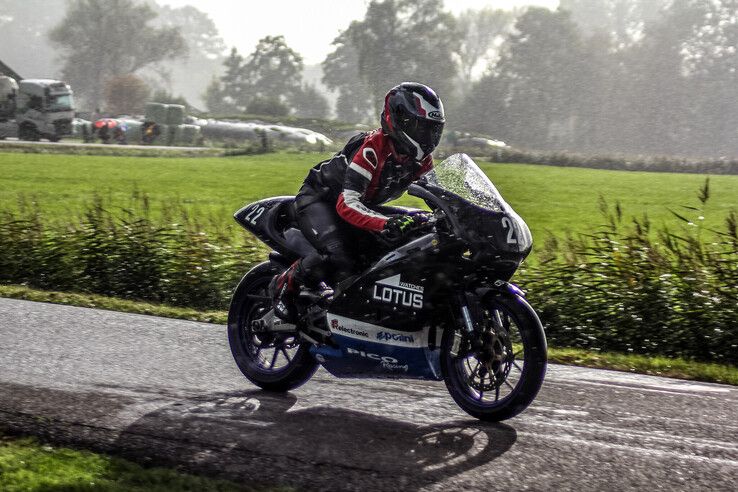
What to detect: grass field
<box><xmin>0</xmin><ymin>433</ymin><xmax>270</xmax><ymax>491</ymax></box>
<box><xmin>1</xmin><ymin>151</ymin><xmax>736</xmax><ymax>242</ymax></box>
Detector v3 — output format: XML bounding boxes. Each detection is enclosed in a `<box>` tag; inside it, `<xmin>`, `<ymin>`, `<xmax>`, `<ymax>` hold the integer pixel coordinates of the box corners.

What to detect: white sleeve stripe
<box><xmin>343</xmin><ymin>190</ymin><xmax>388</xmax><ymax>219</ymax></box>
<box><xmin>348</xmin><ymin>162</ymin><xmax>372</xmax><ymax>180</ymax></box>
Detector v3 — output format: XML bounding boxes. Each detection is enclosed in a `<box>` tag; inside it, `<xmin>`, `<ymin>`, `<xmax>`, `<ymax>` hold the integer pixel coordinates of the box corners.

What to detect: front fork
<box><xmin>449</xmin><ymin>292</ymin><xmax>480</xmax><ymax>357</ymax></box>
<box><xmin>451</xmin><ymin>290</ymin><xmax>512</xmax><ymax>362</ymax></box>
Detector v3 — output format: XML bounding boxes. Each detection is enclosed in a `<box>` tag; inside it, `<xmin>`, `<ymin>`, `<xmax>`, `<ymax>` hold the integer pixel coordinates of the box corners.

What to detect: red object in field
<box><xmin>94</xmin><ymin>118</ymin><xmax>118</xmax><ymax>128</ymax></box>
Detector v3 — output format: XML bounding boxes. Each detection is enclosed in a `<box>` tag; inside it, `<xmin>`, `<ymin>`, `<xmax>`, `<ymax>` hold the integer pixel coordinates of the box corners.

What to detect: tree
<box><xmin>290</xmin><ymin>84</ymin><xmax>330</xmax><ymax>119</ymax></box>
<box><xmin>104</xmin><ymin>74</ymin><xmax>151</xmax><ymax>115</ymax></box>
<box><xmin>678</xmin><ymin>0</ymin><xmax>738</xmax><ymax>156</ymax></box>
<box><xmin>206</xmin><ymin>36</ymin><xmax>306</xmax><ymax>115</ymax></box>
<box><xmin>214</xmin><ymin>47</ymin><xmax>247</xmax><ymax>111</ymax></box>
<box><xmin>329</xmin><ymin>0</ymin><xmax>460</xmax><ymax>117</ymax></box>
<box><xmin>322</xmin><ymin>28</ymin><xmax>373</xmax><ymax>123</ymax></box>
<box><xmin>559</xmin><ymin>0</ymin><xmax>671</xmax><ymax>51</ymax></box>
<box><xmin>490</xmin><ymin>8</ymin><xmax>593</xmax><ymax>149</ymax></box>
<box><xmin>148</xmin><ymin>3</ymin><xmax>227</xmax><ymax>108</ymax></box>
<box><xmin>246</xmin><ymin>96</ymin><xmax>289</xmax><ymax>117</ymax></box>
<box><xmin>49</xmin><ymin>0</ymin><xmax>187</xmax><ymax>110</ymax></box>
<box><xmin>455</xmin><ymin>8</ymin><xmax>517</xmax><ymax>87</ymax></box>
<box><xmin>242</xmin><ymin>36</ymin><xmax>303</xmax><ymax>103</ymax></box>
<box><xmin>203</xmin><ymin>77</ymin><xmax>232</xmax><ymax>115</ymax></box>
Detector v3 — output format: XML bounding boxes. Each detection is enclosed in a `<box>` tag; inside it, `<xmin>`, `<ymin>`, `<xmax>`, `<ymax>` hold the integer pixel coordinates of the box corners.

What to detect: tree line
<box><xmin>206</xmin><ymin>0</ymin><xmax>737</xmax><ymax>158</ymax></box>
<box><xmin>41</xmin><ymin>0</ymin><xmax>738</xmax><ymax>157</ymax></box>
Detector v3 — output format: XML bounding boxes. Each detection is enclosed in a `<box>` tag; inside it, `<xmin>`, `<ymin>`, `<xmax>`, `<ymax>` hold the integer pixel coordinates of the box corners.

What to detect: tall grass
<box><xmin>0</xmin><ymin>183</ymin><xmax>735</xmax><ymax>364</ymax></box>
<box><xmin>0</xmin><ymin>192</ymin><xmax>263</xmax><ymax>310</ymax></box>
<box><xmin>521</xmin><ymin>179</ymin><xmax>737</xmax><ymax>364</ymax></box>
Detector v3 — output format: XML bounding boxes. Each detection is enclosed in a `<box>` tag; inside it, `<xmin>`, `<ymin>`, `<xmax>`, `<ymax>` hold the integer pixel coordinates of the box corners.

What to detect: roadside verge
<box><xmin>2</xmin><ymin>284</ymin><xmax>735</xmax><ymax>386</ymax></box>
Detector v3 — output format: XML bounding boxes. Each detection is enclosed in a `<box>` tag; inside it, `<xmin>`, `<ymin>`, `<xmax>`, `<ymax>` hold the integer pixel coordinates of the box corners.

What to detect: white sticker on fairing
<box><xmin>327</xmin><ymin>313</ymin><xmax>427</xmax><ymax>348</ymax></box>
<box><xmin>372</xmin><ymin>274</ymin><xmax>424</xmax><ymax>309</ymax></box>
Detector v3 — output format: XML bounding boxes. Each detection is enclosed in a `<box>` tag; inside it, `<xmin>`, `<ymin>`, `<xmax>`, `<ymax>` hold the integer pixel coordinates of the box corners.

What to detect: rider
<box><xmin>271</xmin><ymin>82</ymin><xmax>445</xmax><ymax>321</ymax></box>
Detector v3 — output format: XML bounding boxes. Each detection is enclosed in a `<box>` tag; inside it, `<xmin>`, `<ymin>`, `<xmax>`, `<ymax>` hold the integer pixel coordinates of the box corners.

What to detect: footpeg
<box><xmin>252</xmin><ymin>309</ymin><xmax>297</xmax><ymax>333</ymax></box>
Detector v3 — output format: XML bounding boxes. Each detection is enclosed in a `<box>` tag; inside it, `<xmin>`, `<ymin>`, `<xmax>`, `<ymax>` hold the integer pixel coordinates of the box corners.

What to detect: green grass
<box><xmin>0</xmin><ymin>433</ymin><xmax>271</xmax><ymax>492</ymax></box>
<box><xmin>1</xmin><ymin>284</ymin><xmax>735</xmax><ymax>385</ymax></box>
<box><xmin>0</xmin><ymin>141</ymin><xmax>223</xmax><ymax>158</ymax></box>
<box><xmin>0</xmin><ymin>285</ymin><xmax>227</xmax><ymax>324</ymax></box>
<box><xmin>1</xmin><ymin>151</ymin><xmax>736</xmax><ymax>242</ymax></box>
<box><xmin>546</xmin><ymin>348</ymin><xmax>738</xmax><ymax>385</ymax></box>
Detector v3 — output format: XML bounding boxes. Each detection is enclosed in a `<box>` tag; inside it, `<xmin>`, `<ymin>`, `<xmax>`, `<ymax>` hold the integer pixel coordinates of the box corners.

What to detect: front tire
<box><xmin>441</xmin><ymin>293</ymin><xmax>547</xmax><ymax>421</ymax></box>
<box><xmin>228</xmin><ymin>261</ymin><xmax>318</xmax><ymax>392</ymax></box>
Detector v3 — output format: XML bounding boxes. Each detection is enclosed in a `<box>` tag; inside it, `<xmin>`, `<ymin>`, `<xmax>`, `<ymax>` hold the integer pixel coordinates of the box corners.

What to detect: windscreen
<box><xmin>47</xmin><ymin>94</ymin><xmax>73</xmax><ymax>112</ymax></box>
<box><xmin>424</xmin><ymin>153</ymin><xmax>533</xmax><ymax>254</ymax></box>
<box><xmin>425</xmin><ymin>153</ymin><xmax>506</xmax><ymax>212</ymax></box>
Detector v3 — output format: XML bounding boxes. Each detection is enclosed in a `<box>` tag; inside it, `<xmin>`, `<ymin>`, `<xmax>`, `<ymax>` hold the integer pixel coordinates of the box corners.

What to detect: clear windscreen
<box><xmin>423</xmin><ymin>153</ymin><xmax>533</xmax><ymax>254</ymax></box>
<box><xmin>425</xmin><ymin>153</ymin><xmax>506</xmax><ymax>212</ymax></box>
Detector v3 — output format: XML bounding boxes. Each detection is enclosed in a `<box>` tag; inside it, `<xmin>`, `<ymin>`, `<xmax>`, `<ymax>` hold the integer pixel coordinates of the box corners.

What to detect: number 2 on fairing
<box><xmin>501</xmin><ymin>216</ymin><xmax>517</xmax><ymax>244</ymax></box>
<box><xmin>245</xmin><ymin>206</ymin><xmax>265</xmax><ymax>225</ymax></box>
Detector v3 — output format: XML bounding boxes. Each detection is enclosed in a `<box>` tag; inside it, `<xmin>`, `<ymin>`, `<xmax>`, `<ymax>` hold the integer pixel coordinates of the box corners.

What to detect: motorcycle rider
<box><xmin>271</xmin><ymin>82</ymin><xmax>445</xmax><ymax>321</ymax></box>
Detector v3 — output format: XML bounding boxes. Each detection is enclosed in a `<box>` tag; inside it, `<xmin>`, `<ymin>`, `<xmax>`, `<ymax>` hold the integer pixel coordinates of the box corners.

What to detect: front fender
<box><xmin>475</xmin><ymin>279</ymin><xmax>526</xmax><ymax>299</ymax></box>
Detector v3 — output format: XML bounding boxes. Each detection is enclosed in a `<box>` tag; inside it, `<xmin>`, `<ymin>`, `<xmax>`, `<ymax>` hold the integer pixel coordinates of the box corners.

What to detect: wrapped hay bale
<box><xmin>145</xmin><ymin>103</ymin><xmax>169</xmax><ymax>125</ymax></box>
<box><xmin>166</xmin><ymin>104</ymin><xmax>185</xmax><ymax>126</ymax></box>
<box><xmin>180</xmin><ymin>124</ymin><xmax>201</xmax><ymax>144</ymax></box>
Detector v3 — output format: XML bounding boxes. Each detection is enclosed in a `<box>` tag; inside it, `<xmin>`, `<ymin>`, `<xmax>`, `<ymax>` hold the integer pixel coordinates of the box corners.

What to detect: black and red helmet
<box><xmin>381</xmin><ymin>82</ymin><xmax>445</xmax><ymax>161</ymax></box>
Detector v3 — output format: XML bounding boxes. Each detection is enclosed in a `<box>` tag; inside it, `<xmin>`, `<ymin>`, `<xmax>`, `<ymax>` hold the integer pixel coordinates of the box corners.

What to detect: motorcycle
<box><xmin>228</xmin><ymin>153</ymin><xmax>547</xmax><ymax>421</ymax></box>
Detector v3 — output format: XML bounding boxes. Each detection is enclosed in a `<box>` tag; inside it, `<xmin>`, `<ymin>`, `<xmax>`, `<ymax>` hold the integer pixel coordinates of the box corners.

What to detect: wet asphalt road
<box><xmin>0</xmin><ymin>297</ymin><xmax>736</xmax><ymax>491</ymax></box>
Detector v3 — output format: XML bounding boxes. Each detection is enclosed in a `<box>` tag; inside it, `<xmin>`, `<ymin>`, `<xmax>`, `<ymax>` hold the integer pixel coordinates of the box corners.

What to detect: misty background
<box><xmin>1</xmin><ymin>0</ymin><xmax>737</xmax><ymax>158</ymax></box>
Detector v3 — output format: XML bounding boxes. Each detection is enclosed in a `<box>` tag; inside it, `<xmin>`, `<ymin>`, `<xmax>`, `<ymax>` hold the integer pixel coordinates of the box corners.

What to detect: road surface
<box><xmin>0</xmin><ymin>298</ymin><xmax>736</xmax><ymax>491</ymax></box>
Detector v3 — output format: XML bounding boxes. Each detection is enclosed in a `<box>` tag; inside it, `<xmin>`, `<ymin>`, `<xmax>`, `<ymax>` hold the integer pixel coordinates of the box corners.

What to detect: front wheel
<box><xmin>228</xmin><ymin>262</ymin><xmax>318</xmax><ymax>392</ymax></box>
<box><xmin>441</xmin><ymin>294</ymin><xmax>547</xmax><ymax>421</ymax></box>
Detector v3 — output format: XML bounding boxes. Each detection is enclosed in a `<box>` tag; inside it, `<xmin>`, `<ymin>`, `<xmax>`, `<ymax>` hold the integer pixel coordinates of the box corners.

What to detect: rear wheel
<box><xmin>227</xmin><ymin>262</ymin><xmax>318</xmax><ymax>392</ymax></box>
<box><xmin>441</xmin><ymin>294</ymin><xmax>547</xmax><ymax>421</ymax></box>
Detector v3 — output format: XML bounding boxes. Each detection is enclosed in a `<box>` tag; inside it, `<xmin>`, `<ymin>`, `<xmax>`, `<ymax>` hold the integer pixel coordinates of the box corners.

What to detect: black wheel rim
<box><xmin>239</xmin><ymin>278</ymin><xmax>301</xmax><ymax>374</ymax></box>
<box><xmin>454</xmin><ymin>303</ymin><xmax>525</xmax><ymax>407</ymax></box>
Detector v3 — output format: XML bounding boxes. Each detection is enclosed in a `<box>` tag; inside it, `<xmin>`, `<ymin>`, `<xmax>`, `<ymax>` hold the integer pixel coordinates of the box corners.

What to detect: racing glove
<box><xmin>384</xmin><ymin>215</ymin><xmax>417</xmax><ymax>239</ymax></box>
<box><xmin>407</xmin><ymin>210</ymin><xmax>433</xmax><ymax>223</ymax></box>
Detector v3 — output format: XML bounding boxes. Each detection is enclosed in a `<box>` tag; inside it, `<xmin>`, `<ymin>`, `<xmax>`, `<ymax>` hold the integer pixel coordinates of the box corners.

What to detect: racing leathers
<box><xmin>288</xmin><ymin>129</ymin><xmax>433</xmax><ymax>292</ymax></box>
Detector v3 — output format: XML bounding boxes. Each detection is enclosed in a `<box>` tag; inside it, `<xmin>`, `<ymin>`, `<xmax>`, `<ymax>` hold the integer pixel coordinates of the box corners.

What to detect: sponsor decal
<box><xmin>372</xmin><ymin>274</ymin><xmax>424</xmax><ymax>309</ymax></box>
<box><xmin>381</xmin><ymin>361</ymin><xmax>409</xmax><ymax>372</ymax></box>
<box><xmin>377</xmin><ymin>331</ymin><xmax>415</xmax><ymax>344</ymax></box>
<box><xmin>428</xmin><ymin>110</ymin><xmax>443</xmax><ymax>120</ymax></box>
<box><xmin>347</xmin><ymin>348</ymin><xmax>398</xmax><ymax>364</ymax></box>
<box><xmin>330</xmin><ymin>319</ymin><xmax>369</xmax><ymax>338</ymax></box>
<box><xmin>326</xmin><ymin>314</ymin><xmax>426</xmax><ymax>348</ymax></box>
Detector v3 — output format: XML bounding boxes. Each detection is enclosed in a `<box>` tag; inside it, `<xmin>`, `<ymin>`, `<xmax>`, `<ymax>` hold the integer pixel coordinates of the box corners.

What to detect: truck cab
<box><xmin>14</xmin><ymin>79</ymin><xmax>75</xmax><ymax>141</ymax></box>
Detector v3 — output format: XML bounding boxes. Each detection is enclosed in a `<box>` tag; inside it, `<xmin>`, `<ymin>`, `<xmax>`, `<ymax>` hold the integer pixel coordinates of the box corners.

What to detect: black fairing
<box><xmin>234</xmin><ymin>197</ymin><xmax>316</xmax><ymax>262</ymax></box>
<box><xmin>328</xmin><ymin>234</ymin><xmax>443</xmax><ymax>333</ymax></box>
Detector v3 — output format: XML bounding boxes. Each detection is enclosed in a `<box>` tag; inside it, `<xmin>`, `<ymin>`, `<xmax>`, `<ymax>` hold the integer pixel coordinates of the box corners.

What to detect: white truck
<box><xmin>0</xmin><ymin>74</ymin><xmax>75</xmax><ymax>142</ymax></box>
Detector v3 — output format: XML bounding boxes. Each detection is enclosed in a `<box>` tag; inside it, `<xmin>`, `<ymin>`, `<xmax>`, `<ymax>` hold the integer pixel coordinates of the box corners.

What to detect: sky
<box><xmin>157</xmin><ymin>0</ymin><xmax>560</xmax><ymax>65</ymax></box>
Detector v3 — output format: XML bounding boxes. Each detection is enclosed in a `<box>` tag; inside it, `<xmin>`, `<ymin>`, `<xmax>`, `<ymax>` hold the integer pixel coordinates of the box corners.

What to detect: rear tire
<box><xmin>441</xmin><ymin>293</ymin><xmax>547</xmax><ymax>421</ymax></box>
<box><xmin>227</xmin><ymin>261</ymin><xmax>318</xmax><ymax>392</ymax></box>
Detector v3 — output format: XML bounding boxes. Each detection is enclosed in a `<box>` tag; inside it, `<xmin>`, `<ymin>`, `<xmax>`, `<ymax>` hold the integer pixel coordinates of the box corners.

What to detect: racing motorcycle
<box><xmin>228</xmin><ymin>153</ymin><xmax>547</xmax><ymax>421</ymax></box>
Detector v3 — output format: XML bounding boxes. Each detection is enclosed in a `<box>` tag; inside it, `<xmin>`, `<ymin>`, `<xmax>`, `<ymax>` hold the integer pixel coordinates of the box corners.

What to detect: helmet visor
<box><xmin>402</xmin><ymin>116</ymin><xmax>444</xmax><ymax>154</ymax></box>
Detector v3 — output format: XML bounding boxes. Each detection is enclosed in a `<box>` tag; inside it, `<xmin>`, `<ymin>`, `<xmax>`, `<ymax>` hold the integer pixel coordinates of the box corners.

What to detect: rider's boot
<box><xmin>298</xmin><ymin>281</ymin><xmax>334</xmax><ymax>306</ymax></box>
<box><xmin>270</xmin><ymin>261</ymin><xmax>300</xmax><ymax>322</ymax></box>
<box><xmin>271</xmin><ymin>262</ymin><xmax>335</xmax><ymax>321</ymax></box>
